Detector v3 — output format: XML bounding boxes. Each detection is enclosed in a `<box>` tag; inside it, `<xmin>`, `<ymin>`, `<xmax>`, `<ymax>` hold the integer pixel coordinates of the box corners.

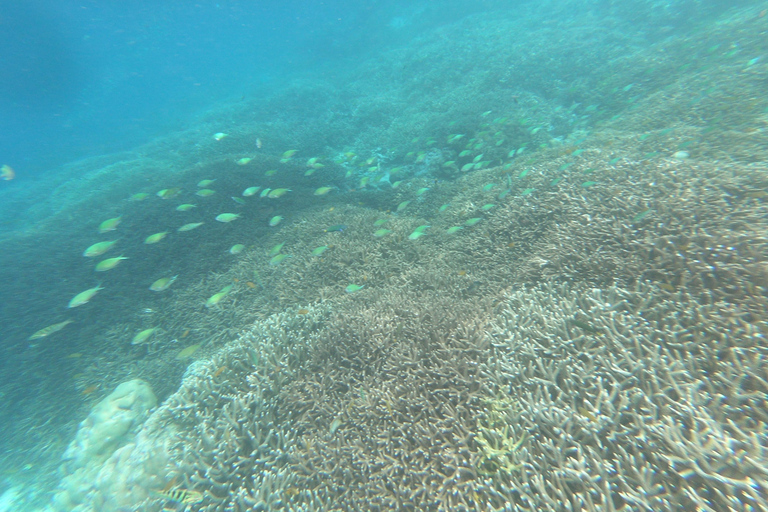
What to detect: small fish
<box><xmin>396</xmin><ymin>201</ymin><xmax>410</xmax><ymax>212</ymax></box>
<box><xmin>408</xmin><ymin>225</ymin><xmax>430</xmax><ymax>240</ymax></box>
<box><xmin>130</xmin><ymin>192</ymin><xmax>149</xmax><ymax>201</ymax></box>
<box><xmin>231</xmin><ymin>196</ymin><xmax>246</xmax><ymax>205</ymax></box>
<box><xmin>229</xmin><ymin>244</ymin><xmax>246</xmax><ymax>254</ymax></box>
<box><xmin>633</xmin><ymin>209</ymin><xmax>652</xmax><ymax>223</ymax></box>
<box><xmin>213</xmin><ymin>366</ymin><xmax>227</xmax><ymax>378</ymax></box>
<box><xmin>324</xmin><ymin>224</ymin><xmax>347</xmax><ymax>232</ymax></box>
<box><xmin>245</xmin><ymin>281</ymin><xmax>256</xmax><ymax>288</ymax></box>
<box><xmin>314</xmin><ymin>186</ymin><xmax>333</xmax><ymax>196</ymax></box>
<box><xmin>498</xmin><ymin>189</ymin><xmax>511</xmax><ymax>199</ymax></box>
<box><xmin>213</xmin><ymin>132</ymin><xmax>228</xmax><ymax>141</ymax></box>
<box><xmin>81</xmin><ymin>384</ymin><xmax>99</xmax><ymax>395</ymax></box>
<box><xmin>268</xmin><ymin>188</ymin><xmax>291</xmax><ymax>198</ymax></box>
<box><xmin>29</xmin><ymin>320</ymin><xmax>74</xmax><ymax>340</ymax></box>
<box><xmin>197</xmin><ymin>179</ymin><xmax>216</xmax><ymax>187</ymax></box>
<box><xmin>83</xmin><ymin>240</ymin><xmax>118</xmax><ymax>258</ymax></box>
<box><xmin>581</xmin><ymin>181</ymin><xmax>597</xmax><ymax>188</ymax></box>
<box><xmin>281</xmin><ymin>149</ymin><xmax>298</xmax><ymax>160</ymax></box>
<box><xmin>304</xmin><ymin>168</ymin><xmax>316</xmax><ymax>176</ymax></box>
<box><xmin>521</xmin><ymin>188</ymin><xmax>535</xmax><ymax>196</ymax></box>
<box><xmin>374</xmin><ymin>229</ymin><xmax>392</xmax><ymax>237</ymax></box>
<box><xmin>438</xmin><ymin>204</ymin><xmax>450</xmax><ymax>212</ymax></box>
<box><xmin>609</xmin><ymin>157</ymin><xmax>621</xmax><ymax>165</ymax></box>
<box><xmin>373</xmin><ymin>218</ymin><xmax>389</xmax><ymax>227</ymax></box>
<box><xmin>446</xmin><ymin>226</ymin><xmax>463</xmax><ymax>234</ymax></box>
<box><xmin>155</xmin><ymin>488</ymin><xmax>204</xmax><ymax>504</ymax></box>
<box><xmin>482</xmin><ymin>183</ymin><xmax>496</xmax><ymax>192</ymax></box>
<box><xmin>236</xmin><ymin>157</ymin><xmax>252</xmax><ymax>166</ymax></box>
<box><xmin>311</xmin><ymin>245</ymin><xmax>328</xmax><ymax>256</ymax></box>
<box><xmin>176</xmin><ymin>204</ymin><xmax>197</xmax><ymax>212</ymax></box>
<box><xmin>481</xmin><ymin>204</ymin><xmax>495</xmax><ymax>211</ymax></box>
<box><xmin>260</xmin><ymin>188</ymin><xmax>272</xmax><ymax>198</ymax></box>
<box><xmin>157</xmin><ymin>187</ymin><xmax>182</xmax><ymax>199</ymax></box>
<box><xmin>392</xmin><ymin>180</ymin><xmax>403</xmax><ymax>188</ymax></box>
<box><xmin>243</xmin><ymin>186</ymin><xmax>261</xmax><ymax>197</ymax></box>
<box><xmin>205</xmin><ymin>291</ymin><xmax>228</xmax><ymax>308</ymax></box>
<box><xmin>68</xmin><ymin>285</ymin><xmax>104</xmax><ymax>308</ymax></box>
<box><xmin>176</xmin><ymin>345</ymin><xmax>201</xmax><ymax>359</ymax></box>
<box><xmin>1</xmin><ymin>164</ymin><xmax>16</xmax><ymax>181</ymax></box>
<box><xmin>270</xmin><ymin>254</ymin><xmax>292</xmax><ymax>266</ymax></box>
<box><xmin>150</xmin><ymin>275</ymin><xmax>178</xmax><ymax>292</ymax></box>
<box><xmin>464</xmin><ymin>218</ymin><xmax>482</xmax><ymax>226</ymax></box>
<box><xmin>579</xmin><ymin>407</ymin><xmax>598</xmax><ymax>422</ymax></box>
<box><xmin>98</xmin><ymin>216</ymin><xmax>122</xmax><ymax>234</ymax></box>
<box><xmin>571</xmin><ymin>320</ymin><xmax>601</xmax><ymax>334</ymax></box>
<box><xmin>178</xmin><ymin>222</ymin><xmax>204</xmax><ymax>232</ymax></box>
<box><xmin>264</xmin><ymin>169</ymin><xmax>277</xmax><ymax>176</ymax></box>
<box><xmin>132</xmin><ymin>327</ymin><xmax>158</xmax><ymax>345</ymax></box>
<box><xmin>269</xmin><ymin>215</ymin><xmax>283</xmax><ymax>227</ymax></box>
<box><xmin>297</xmin><ymin>309</ymin><xmax>310</xmax><ymax>315</ymax></box>
<box><xmin>256</xmin><ymin>138</ymin><xmax>263</xmax><ymax>148</ymax></box>
<box><xmin>196</xmin><ymin>189</ymin><xmax>216</xmax><ymax>197</ymax></box>
<box><xmin>416</xmin><ymin>187</ymin><xmax>430</xmax><ymax>196</ymax></box>
<box><xmin>269</xmin><ymin>243</ymin><xmax>285</xmax><ymax>256</ymax></box>
<box><xmin>345</xmin><ymin>284</ymin><xmax>364</xmax><ymax>293</ymax></box>
<box><xmin>215</xmin><ymin>213</ymin><xmax>240</xmax><ymax>223</ymax></box>
<box><xmin>145</xmin><ymin>232</ymin><xmax>169</xmax><ymax>244</ymax></box>
<box><xmin>95</xmin><ymin>255</ymin><xmax>128</xmax><ymax>272</ymax></box>
<box><xmin>329</xmin><ymin>418</ymin><xmax>343</xmax><ymax>435</ymax></box>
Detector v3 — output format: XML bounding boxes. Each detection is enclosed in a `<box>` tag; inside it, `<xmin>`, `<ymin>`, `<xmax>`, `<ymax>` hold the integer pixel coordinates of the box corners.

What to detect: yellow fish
<box><xmin>178</xmin><ymin>222</ymin><xmax>204</xmax><ymax>232</ymax></box>
<box><xmin>176</xmin><ymin>344</ymin><xmax>201</xmax><ymax>359</ymax></box>
<box><xmin>95</xmin><ymin>255</ymin><xmax>128</xmax><ymax>272</ymax></box>
<box><xmin>314</xmin><ymin>186</ymin><xmax>333</xmax><ymax>196</ymax></box>
<box><xmin>205</xmin><ymin>291</ymin><xmax>228</xmax><ymax>308</ymax></box>
<box><xmin>236</xmin><ymin>157</ymin><xmax>252</xmax><ymax>166</ymax></box>
<box><xmin>267</xmin><ymin>188</ymin><xmax>291</xmax><ymax>198</ymax></box>
<box><xmin>149</xmin><ymin>275</ymin><xmax>178</xmax><ymax>292</ymax></box>
<box><xmin>144</xmin><ymin>232</ymin><xmax>169</xmax><ymax>244</ymax></box>
<box><xmin>98</xmin><ymin>216</ymin><xmax>122</xmax><ymax>234</ymax></box>
<box><xmin>156</xmin><ymin>188</ymin><xmax>181</xmax><ymax>199</ymax></box>
<box><xmin>83</xmin><ymin>240</ymin><xmax>118</xmax><ymax>258</ymax></box>
<box><xmin>1</xmin><ymin>164</ymin><xmax>15</xmax><ymax>181</ymax></box>
<box><xmin>28</xmin><ymin>320</ymin><xmax>74</xmax><ymax>340</ymax></box>
<box><xmin>68</xmin><ymin>285</ymin><xmax>104</xmax><ymax>308</ymax></box>
<box><xmin>197</xmin><ymin>179</ymin><xmax>216</xmax><ymax>187</ymax></box>
<box><xmin>132</xmin><ymin>327</ymin><xmax>158</xmax><ymax>345</ymax></box>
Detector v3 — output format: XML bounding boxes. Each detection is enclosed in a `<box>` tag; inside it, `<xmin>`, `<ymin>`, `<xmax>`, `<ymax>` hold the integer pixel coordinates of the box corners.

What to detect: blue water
<box><xmin>0</xmin><ymin>0</ymin><xmax>507</xmax><ymax>176</ymax></box>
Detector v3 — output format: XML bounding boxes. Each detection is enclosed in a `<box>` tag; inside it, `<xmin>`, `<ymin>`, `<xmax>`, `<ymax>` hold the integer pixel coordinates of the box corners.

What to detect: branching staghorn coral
<box><xmin>485</xmin><ymin>281</ymin><xmax>768</xmax><ymax>511</ymax></box>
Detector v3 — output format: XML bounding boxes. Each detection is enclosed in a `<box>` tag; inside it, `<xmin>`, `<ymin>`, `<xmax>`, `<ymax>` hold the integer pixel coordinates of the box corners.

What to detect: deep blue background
<box><xmin>0</xmin><ymin>0</ymin><xmax>512</xmax><ymax>178</ymax></box>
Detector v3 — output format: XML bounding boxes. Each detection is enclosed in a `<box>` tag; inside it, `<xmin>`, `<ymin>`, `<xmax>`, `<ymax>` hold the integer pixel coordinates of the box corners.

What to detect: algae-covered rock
<box><xmin>63</xmin><ymin>379</ymin><xmax>156</xmax><ymax>470</ymax></box>
<box><xmin>48</xmin><ymin>379</ymin><xmax>156</xmax><ymax>512</ymax></box>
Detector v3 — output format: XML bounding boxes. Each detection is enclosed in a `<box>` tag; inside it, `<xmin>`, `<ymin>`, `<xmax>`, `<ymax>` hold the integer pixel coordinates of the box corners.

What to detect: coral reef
<box><xmin>0</xmin><ymin>2</ymin><xmax>765</xmax><ymax>511</ymax></box>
